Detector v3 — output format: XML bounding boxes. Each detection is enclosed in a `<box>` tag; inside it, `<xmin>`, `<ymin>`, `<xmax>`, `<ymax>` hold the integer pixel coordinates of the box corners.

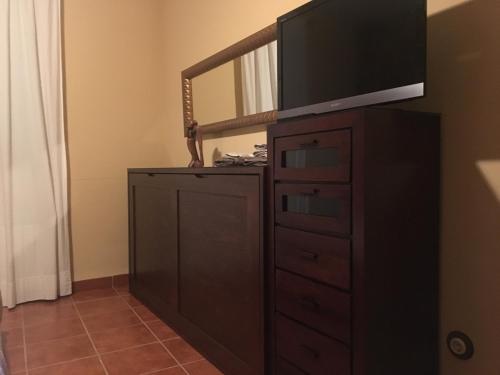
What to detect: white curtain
<box><xmin>0</xmin><ymin>0</ymin><xmax>71</xmax><ymax>308</ymax></box>
<box><xmin>241</xmin><ymin>40</ymin><xmax>278</xmax><ymax>115</ymax></box>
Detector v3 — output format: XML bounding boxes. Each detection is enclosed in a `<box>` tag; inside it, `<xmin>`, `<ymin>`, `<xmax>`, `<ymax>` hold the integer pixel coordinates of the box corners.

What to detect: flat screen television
<box><xmin>278</xmin><ymin>0</ymin><xmax>427</xmax><ymax>119</ymax></box>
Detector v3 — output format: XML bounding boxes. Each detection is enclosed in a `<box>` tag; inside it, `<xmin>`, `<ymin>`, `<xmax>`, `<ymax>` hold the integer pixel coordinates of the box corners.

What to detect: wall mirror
<box><xmin>182</xmin><ymin>24</ymin><xmax>277</xmax><ymax>136</ymax></box>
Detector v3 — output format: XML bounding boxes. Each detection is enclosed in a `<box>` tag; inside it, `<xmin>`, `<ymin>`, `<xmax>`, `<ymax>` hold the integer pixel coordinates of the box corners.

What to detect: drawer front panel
<box><xmin>275</xmin><ymin>184</ymin><xmax>351</xmax><ymax>235</ymax></box>
<box><xmin>276</xmin><ymin>270</ymin><xmax>351</xmax><ymax>344</ymax></box>
<box><xmin>275</xmin><ymin>227</ymin><xmax>351</xmax><ymax>290</ymax></box>
<box><xmin>276</xmin><ymin>315</ymin><xmax>351</xmax><ymax>375</ymax></box>
<box><xmin>275</xmin><ymin>129</ymin><xmax>351</xmax><ymax>182</ymax></box>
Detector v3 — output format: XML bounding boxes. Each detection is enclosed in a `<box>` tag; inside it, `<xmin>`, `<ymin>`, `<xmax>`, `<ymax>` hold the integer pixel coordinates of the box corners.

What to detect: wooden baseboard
<box><xmin>72</xmin><ymin>274</ymin><xmax>128</xmax><ymax>292</ymax></box>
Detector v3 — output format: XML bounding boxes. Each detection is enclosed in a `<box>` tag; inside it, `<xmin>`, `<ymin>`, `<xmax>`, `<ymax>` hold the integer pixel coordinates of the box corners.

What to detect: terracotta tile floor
<box><xmin>1</xmin><ymin>284</ymin><xmax>223</xmax><ymax>375</ymax></box>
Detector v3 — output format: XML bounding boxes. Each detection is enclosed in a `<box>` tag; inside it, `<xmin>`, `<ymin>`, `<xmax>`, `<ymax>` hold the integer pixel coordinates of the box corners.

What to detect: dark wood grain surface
<box><xmin>276</xmin><ymin>315</ymin><xmax>351</xmax><ymax>375</ymax></box>
<box><xmin>276</xmin><ymin>358</ymin><xmax>307</xmax><ymax>375</ymax></box>
<box><xmin>275</xmin><ymin>270</ymin><xmax>351</xmax><ymax>344</ymax></box>
<box><xmin>128</xmin><ymin>168</ymin><xmax>265</xmax><ymax>375</ymax></box>
<box><xmin>275</xmin><ymin>226</ymin><xmax>351</xmax><ymax>290</ymax></box>
<box><xmin>268</xmin><ymin>108</ymin><xmax>440</xmax><ymax>375</ymax></box>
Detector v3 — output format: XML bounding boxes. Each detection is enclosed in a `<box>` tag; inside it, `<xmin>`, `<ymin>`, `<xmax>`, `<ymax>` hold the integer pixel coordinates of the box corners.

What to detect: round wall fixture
<box><xmin>447</xmin><ymin>331</ymin><xmax>474</xmax><ymax>360</ymax></box>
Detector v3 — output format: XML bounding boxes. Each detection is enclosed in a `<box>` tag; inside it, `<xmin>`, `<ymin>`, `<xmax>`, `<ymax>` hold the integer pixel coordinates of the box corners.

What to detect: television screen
<box><xmin>278</xmin><ymin>0</ymin><xmax>426</xmax><ymax>118</ymax></box>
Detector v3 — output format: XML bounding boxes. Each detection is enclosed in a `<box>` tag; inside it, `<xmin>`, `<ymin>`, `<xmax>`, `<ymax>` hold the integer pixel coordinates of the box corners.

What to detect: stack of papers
<box><xmin>214</xmin><ymin>144</ymin><xmax>267</xmax><ymax>167</ymax></box>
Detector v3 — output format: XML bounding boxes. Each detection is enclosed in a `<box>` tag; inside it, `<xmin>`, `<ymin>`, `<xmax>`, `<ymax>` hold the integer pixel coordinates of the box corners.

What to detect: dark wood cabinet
<box><xmin>268</xmin><ymin>108</ymin><xmax>440</xmax><ymax>375</ymax></box>
<box><xmin>128</xmin><ymin>168</ymin><xmax>265</xmax><ymax>375</ymax></box>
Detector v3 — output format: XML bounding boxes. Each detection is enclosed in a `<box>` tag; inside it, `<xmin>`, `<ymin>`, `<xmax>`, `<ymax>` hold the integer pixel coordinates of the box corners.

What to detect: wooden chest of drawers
<box><xmin>267</xmin><ymin>108</ymin><xmax>440</xmax><ymax>375</ymax></box>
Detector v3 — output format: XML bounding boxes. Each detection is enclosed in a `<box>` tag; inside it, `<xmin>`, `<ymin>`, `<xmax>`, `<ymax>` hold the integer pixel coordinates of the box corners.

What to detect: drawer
<box><xmin>276</xmin><ymin>315</ymin><xmax>351</xmax><ymax>375</ymax></box>
<box><xmin>275</xmin><ymin>227</ymin><xmax>351</xmax><ymax>290</ymax></box>
<box><xmin>275</xmin><ymin>184</ymin><xmax>351</xmax><ymax>235</ymax></box>
<box><xmin>275</xmin><ymin>129</ymin><xmax>351</xmax><ymax>182</ymax></box>
<box><xmin>277</xmin><ymin>358</ymin><xmax>307</xmax><ymax>375</ymax></box>
<box><xmin>276</xmin><ymin>270</ymin><xmax>351</xmax><ymax>344</ymax></box>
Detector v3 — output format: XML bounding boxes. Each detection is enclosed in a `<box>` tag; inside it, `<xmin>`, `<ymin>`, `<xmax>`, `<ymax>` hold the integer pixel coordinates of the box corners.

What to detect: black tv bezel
<box><xmin>277</xmin><ymin>0</ymin><xmax>427</xmax><ymax>119</ymax></box>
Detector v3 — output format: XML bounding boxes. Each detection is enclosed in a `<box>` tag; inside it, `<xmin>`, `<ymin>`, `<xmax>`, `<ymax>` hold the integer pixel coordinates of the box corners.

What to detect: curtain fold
<box><xmin>0</xmin><ymin>0</ymin><xmax>71</xmax><ymax>308</ymax></box>
<box><xmin>241</xmin><ymin>40</ymin><xmax>277</xmax><ymax>115</ymax></box>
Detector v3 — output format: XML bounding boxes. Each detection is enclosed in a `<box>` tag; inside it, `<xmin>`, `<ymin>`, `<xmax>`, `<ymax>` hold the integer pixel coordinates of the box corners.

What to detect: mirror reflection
<box><xmin>192</xmin><ymin>41</ymin><xmax>277</xmax><ymax>126</ymax></box>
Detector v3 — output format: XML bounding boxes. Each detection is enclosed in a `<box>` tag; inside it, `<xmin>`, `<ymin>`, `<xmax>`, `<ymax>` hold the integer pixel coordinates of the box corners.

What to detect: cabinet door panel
<box><xmin>130</xmin><ymin>177</ymin><xmax>177</xmax><ymax>309</ymax></box>
<box><xmin>177</xmin><ymin>174</ymin><xmax>262</xmax><ymax>372</ymax></box>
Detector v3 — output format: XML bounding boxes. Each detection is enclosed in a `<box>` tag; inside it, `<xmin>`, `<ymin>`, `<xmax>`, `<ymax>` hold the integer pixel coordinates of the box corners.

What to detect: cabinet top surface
<box><xmin>128</xmin><ymin>167</ymin><xmax>266</xmax><ymax>175</ymax></box>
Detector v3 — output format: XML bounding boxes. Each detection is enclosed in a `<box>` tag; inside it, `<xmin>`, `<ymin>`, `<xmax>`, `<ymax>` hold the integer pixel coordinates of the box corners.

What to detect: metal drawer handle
<box><xmin>299</xmin><ymin>139</ymin><xmax>319</xmax><ymax>149</ymax></box>
<box><xmin>147</xmin><ymin>173</ymin><xmax>155</xmax><ymax>177</ymax></box>
<box><xmin>300</xmin><ymin>296</ymin><xmax>320</xmax><ymax>311</ymax></box>
<box><xmin>300</xmin><ymin>250</ymin><xmax>319</xmax><ymax>261</ymax></box>
<box><xmin>194</xmin><ymin>174</ymin><xmax>207</xmax><ymax>179</ymax></box>
<box><xmin>301</xmin><ymin>344</ymin><xmax>320</xmax><ymax>359</ymax></box>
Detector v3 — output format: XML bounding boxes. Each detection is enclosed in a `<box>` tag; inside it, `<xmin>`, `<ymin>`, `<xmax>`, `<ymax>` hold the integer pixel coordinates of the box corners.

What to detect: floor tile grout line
<box><xmin>6</xmin><ymin>296</ymin><xmax>114</xmax><ymax>371</ymax></box>
<box><xmin>93</xmin><ymin>341</ymin><xmax>163</xmax><ymax>356</ymax></box>
<box><xmin>23</xmin><ymin>318</ymin><xmax>177</xmax><ymax>355</ymax></box>
<box><xmin>74</xmin><ymin>294</ymin><xmax>124</xmax><ymax>305</ymax></box>
<box><xmin>72</xmin><ymin>287</ymin><xmax>121</xmax><ymax>304</ymax></box>
<box><xmin>11</xmin><ymin>295</ymin><xmax>192</xmax><ymax>375</ymax></box>
<box><xmin>73</xmin><ymin>294</ymin><xmax>121</xmax><ymax>304</ymax></box>
<box><xmin>182</xmin><ymin>358</ymin><xmax>205</xmax><ymax>366</ymax></box>
<box><xmin>25</xmin><ymin>354</ymin><xmax>98</xmax><ymax>373</ymax></box>
<box><xmin>24</xmin><ymin>333</ymin><xmax>88</xmax><ymax>348</ymax></box>
<box><xmin>23</xmin><ymin>314</ymin><xmax>88</xmax><ymax>331</ymax></box>
<box><xmin>139</xmin><ymin>363</ymin><xmax>183</xmax><ymax>375</ymax></box>
<box><xmin>8</xmin><ymin>295</ymin><xmax>143</xmax><ymax>374</ymax></box>
<box><xmin>77</xmin><ymin>306</ymin><xmax>137</xmax><ymax>320</ymax></box>
<box><xmin>117</xmin><ymin>288</ymin><xmax>191</xmax><ymax>375</ymax></box>
<box><xmin>20</xmin><ymin>306</ymin><xmax>28</xmax><ymax>374</ymax></box>
<box><xmin>71</xmin><ymin>296</ymin><xmax>110</xmax><ymax>375</ymax></box>
<box><xmin>159</xmin><ymin>336</ymin><xmax>189</xmax><ymax>344</ymax></box>
<box><xmin>27</xmin><ymin>336</ymin><xmax>173</xmax><ymax>365</ymax></box>
<box><xmin>23</xmin><ymin>319</ymin><xmax>156</xmax><ymax>348</ymax></box>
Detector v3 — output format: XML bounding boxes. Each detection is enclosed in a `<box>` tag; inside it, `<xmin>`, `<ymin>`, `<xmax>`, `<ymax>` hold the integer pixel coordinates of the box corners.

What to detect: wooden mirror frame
<box><xmin>182</xmin><ymin>24</ymin><xmax>277</xmax><ymax>137</ymax></box>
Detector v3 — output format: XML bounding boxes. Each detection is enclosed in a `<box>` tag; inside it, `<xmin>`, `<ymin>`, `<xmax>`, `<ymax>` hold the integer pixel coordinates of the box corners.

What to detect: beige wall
<box><xmin>62</xmin><ymin>0</ymin><xmax>308</xmax><ymax>275</ymax></box>
<box><xmin>63</xmin><ymin>0</ymin><xmax>500</xmax><ymax>374</ymax></box>
<box><xmin>398</xmin><ymin>1</ymin><xmax>500</xmax><ymax>373</ymax></box>
<box><xmin>63</xmin><ymin>0</ymin><xmax>170</xmax><ymax>281</ymax></box>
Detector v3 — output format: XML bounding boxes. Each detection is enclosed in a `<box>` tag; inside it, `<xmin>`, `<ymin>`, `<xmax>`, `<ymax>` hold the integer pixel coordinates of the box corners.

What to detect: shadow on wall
<box><xmin>396</xmin><ymin>1</ymin><xmax>500</xmax><ymax>374</ymax></box>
